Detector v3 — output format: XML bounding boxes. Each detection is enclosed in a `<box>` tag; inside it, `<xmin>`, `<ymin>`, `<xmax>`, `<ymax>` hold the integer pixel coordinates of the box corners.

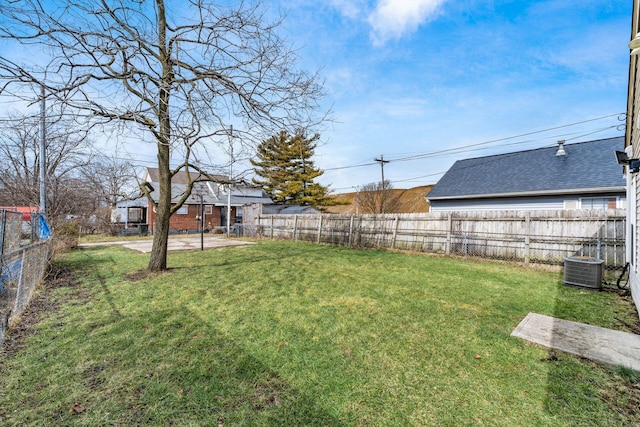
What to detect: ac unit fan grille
<box><xmin>563</xmin><ymin>257</ymin><xmax>603</xmax><ymax>290</ymax></box>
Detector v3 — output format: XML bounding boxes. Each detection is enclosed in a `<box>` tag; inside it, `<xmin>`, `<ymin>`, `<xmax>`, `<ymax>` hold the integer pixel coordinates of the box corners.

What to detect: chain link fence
<box><xmin>253</xmin><ymin>210</ymin><xmax>626</xmax><ymax>275</ymax></box>
<box><xmin>1</xmin><ymin>209</ymin><xmax>51</xmax><ymax>345</ymax></box>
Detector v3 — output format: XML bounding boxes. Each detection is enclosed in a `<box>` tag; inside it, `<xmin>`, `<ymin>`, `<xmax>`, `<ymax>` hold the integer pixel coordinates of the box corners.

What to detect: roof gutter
<box><xmin>427</xmin><ymin>186</ymin><xmax>626</xmax><ymax>201</ymax></box>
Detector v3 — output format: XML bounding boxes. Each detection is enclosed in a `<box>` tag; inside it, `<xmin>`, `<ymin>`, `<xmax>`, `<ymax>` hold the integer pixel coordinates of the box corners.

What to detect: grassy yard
<box><xmin>1</xmin><ymin>240</ymin><xmax>639</xmax><ymax>426</ymax></box>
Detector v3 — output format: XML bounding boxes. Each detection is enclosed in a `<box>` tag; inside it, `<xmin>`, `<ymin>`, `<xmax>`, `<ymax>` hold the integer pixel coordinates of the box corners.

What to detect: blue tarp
<box><xmin>0</xmin><ymin>259</ymin><xmax>22</xmax><ymax>295</ymax></box>
<box><xmin>38</xmin><ymin>212</ymin><xmax>52</xmax><ymax>240</ymax></box>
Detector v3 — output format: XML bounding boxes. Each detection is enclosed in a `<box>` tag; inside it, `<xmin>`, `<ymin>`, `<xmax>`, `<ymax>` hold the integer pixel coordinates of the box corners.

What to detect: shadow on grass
<box><xmin>167</xmin><ymin>242</ymin><xmax>331</xmax><ymax>270</ymax></box>
<box><xmin>62</xmin><ymin>302</ymin><xmax>344</xmax><ymax>426</ymax></box>
<box><xmin>543</xmin><ymin>272</ymin><xmax>640</xmax><ymax>425</ymax></box>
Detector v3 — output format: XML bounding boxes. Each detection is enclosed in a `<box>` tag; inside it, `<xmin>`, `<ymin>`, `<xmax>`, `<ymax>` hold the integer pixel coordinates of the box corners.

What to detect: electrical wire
<box><xmin>321</xmin><ymin>113</ymin><xmax>624</xmax><ymax>173</ymax></box>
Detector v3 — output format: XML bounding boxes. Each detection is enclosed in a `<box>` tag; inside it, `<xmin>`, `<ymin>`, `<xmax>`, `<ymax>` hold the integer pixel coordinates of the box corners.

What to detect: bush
<box><xmin>52</xmin><ymin>220</ymin><xmax>80</xmax><ymax>250</ymax></box>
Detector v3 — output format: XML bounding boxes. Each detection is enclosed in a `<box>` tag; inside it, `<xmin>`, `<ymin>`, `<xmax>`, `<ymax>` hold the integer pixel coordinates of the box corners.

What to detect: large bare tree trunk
<box><xmin>149</xmin><ymin>146</ymin><xmax>172</xmax><ymax>271</ymax></box>
<box><xmin>148</xmin><ymin>1</ymin><xmax>171</xmax><ymax>271</ymax></box>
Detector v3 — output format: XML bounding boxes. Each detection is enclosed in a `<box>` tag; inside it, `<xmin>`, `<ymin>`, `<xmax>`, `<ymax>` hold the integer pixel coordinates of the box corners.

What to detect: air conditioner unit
<box><xmin>563</xmin><ymin>257</ymin><xmax>603</xmax><ymax>290</ymax></box>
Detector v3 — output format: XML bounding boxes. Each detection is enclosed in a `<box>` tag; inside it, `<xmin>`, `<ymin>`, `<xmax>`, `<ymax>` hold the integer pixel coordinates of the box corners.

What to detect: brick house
<box><xmin>112</xmin><ymin>168</ymin><xmax>272</xmax><ymax>233</ymax></box>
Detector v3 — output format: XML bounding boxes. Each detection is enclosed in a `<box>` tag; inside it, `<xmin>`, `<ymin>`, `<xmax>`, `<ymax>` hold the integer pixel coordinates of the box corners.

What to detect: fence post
<box><xmin>613</xmin><ymin>217</ymin><xmax>618</xmax><ymax>267</ymax></box>
<box><xmin>12</xmin><ymin>249</ymin><xmax>26</xmax><ymax>315</ymax></box>
<box><xmin>293</xmin><ymin>215</ymin><xmax>298</xmax><ymax>241</ymax></box>
<box><xmin>446</xmin><ymin>213</ymin><xmax>452</xmax><ymax>256</ymax></box>
<box><xmin>0</xmin><ymin>209</ymin><xmax>5</xmax><ymax>257</ymax></box>
<box><xmin>270</xmin><ymin>215</ymin><xmax>274</xmax><ymax>239</ymax></box>
<box><xmin>317</xmin><ymin>215</ymin><xmax>323</xmax><ymax>243</ymax></box>
<box><xmin>348</xmin><ymin>215</ymin><xmax>354</xmax><ymax>247</ymax></box>
<box><xmin>392</xmin><ymin>216</ymin><xmax>399</xmax><ymax>249</ymax></box>
<box><xmin>524</xmin><ymin>212</ymin><xmax>530</xmax><ymax>264</ymax></box>
<box><xmin>463</xmin><ymin>232</ymin><xmax>468</xmax><ymax>258</ymax></box>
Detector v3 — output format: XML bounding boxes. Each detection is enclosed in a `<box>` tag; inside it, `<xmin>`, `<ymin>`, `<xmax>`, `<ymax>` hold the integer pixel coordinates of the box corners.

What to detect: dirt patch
<box><xmin>1</xmin><ymin>264</ymin><xmax>79</xmax><ymax>358</ymax></box>
<box><xmin>124</xmin><ymin>268</ymin><xmax>173</xmax><ymax>282</ymax></box>
<box><xmin>600</xmin><ymin>377</ymin><xmax>640</xmax><ymax>421</ymax></box>
<box><xmin>252</xmin><ymin>372</ymin><xmax>286</xmax><ymax>412</ymax></box>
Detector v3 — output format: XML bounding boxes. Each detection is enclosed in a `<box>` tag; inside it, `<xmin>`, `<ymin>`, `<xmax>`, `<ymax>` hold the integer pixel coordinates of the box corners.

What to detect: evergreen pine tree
<box><xmin>252</xmin><ymin>131</ymin><xmax>331</xmax><ymax>206</ymax></box>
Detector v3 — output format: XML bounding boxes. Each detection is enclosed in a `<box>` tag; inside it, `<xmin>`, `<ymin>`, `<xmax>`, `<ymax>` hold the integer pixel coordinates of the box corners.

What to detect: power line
<box><xmin>389</xmin><ymin>114</ymin><xmax>624</xmax><ymax>163</ymax></box>
<box><xmin>322</xmin><ymin>113</ymin><xmax>624</xmax><ymax>173</ymax></box>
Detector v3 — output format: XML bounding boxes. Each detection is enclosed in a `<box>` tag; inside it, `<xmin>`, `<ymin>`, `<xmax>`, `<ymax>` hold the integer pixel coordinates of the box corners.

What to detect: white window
<box><xmin>176</xmin><ymin>206</ymin><xmax>188</xmax><ymax>215</ymax></box>
<box><xmin>580</xmin><ymin>197</ymin><xmax>617</xmax><ymax>210</ymax></box>
<box><xmin>205</xmin><ymin>205</ymin><xmax>213</xmax><ymax>214</ymax></box>
<box><xmin>128</xmin><ymin>207</ymin><xmax>142</xmax><ymax>222</ymax></box>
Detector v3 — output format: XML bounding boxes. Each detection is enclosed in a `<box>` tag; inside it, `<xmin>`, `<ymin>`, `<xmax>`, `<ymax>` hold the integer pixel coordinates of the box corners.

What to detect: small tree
<box><xmin>358</xmin><ymin>180</ymin><xmax>401</xmax><ymax>214</ymax></box>
<box><xmin>252</xmin><ymin>131</ymin><xmax>331</xmax><ymax>206</ymax></box>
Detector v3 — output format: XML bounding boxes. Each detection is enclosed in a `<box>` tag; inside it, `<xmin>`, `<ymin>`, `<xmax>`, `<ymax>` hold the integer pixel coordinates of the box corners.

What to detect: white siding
<box><xmin>430</xmin><ymin>195</ymin><xmax>626</xmax><ymax>213</ymax></box>
<box><xmin>431</xmin><ymin>196</ymin><xmax>573</xmax><ymax>213</ymax></box>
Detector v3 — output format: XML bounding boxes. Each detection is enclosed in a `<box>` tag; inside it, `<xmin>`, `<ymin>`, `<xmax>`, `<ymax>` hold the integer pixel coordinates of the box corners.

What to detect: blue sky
<box><xmin>270</xmin><ymin>0</ymin><xmax>631</xmax><ymax>191</ymax></box>
<box><xmin>0</xmin><ymin>1</ymin><xmax>631</xmax><ymax>193</ymax></box>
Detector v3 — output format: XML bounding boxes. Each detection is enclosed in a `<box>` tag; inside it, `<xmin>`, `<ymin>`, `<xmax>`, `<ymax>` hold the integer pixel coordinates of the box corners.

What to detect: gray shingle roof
<box><xmin>427</xmin><ymin>137</ymin><xmax>626</xmax><ymax>200</ymax></box>
<box><xmin>146</xmin><ymin>167</ymin><xmax>227</xmax><ymax>184</ymax></box>
<box><xmin>144</xmin><ymin>167</ymin><xmax>272</xmax><ymax>205</ymax></box>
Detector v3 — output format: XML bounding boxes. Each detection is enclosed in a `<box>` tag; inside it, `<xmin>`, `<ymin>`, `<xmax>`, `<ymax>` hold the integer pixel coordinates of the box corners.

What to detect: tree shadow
<box><xmin>59</xmin><ymin>302</ymin><xmax>344</xmax><ymax>425</ymax></box>
<box><xmin>541</xmin><ymin>274</ymin><xmax>640</xmax><ymax>425</ymax></box>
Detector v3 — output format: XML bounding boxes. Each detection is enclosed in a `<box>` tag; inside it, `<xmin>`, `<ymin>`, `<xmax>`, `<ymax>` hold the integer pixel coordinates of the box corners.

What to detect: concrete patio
<box><xmin>512</xmin><ymin>312</ymin><xmax>640</xmax><ymax>372</ymax></box>
<box><xmin>79</xmin><ymin>235</ymin><xmax>254</xmax><ymax>253</ymax></box>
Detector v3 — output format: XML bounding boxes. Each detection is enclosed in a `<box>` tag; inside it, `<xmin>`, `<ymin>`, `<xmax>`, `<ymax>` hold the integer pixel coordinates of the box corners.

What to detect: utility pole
<box><xmin>374</xmin><ymin>155</ymin><xmax>390</xmax><ymax>214</ymax></box>
<box><xmin>226</xmin><ymin>125</ymin><xmax>233</xmax><ymax>237</ymax></box>
<box><xmin>199</xmin><ymin>193</ymin><xmax>204</xmax><ymax>251</ymax></box>
<box><xmin>39</xmin><ymin>85</ymin><xmax>46</xmax><ymax>215</ymax></box>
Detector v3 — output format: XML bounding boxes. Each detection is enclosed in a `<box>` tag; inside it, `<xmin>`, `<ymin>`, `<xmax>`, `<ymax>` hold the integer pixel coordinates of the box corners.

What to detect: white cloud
<box><xmin>368</xmin><ymin>0</ymin><xmax>447</xmax><ymax>45</ymax></box>
<box><xmin>329</xmin><ymin>0</ymin><xmax>367</xmax><ymax>19</ymax></box>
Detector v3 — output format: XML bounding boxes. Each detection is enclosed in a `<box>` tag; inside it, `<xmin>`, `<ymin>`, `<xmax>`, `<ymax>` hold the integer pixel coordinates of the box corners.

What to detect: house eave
<box><xmin>427</xmin><ymin>186</ymin><xmax>626</xmax><ymax>202</ymax></box>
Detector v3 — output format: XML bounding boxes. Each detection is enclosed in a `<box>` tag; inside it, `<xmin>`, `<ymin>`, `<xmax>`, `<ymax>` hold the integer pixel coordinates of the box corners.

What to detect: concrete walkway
<box><xmin>512</xmin><ymin>312</ymin><xmax>640</xmax><ymax>372</ymax></box>
<box><xmin>79</xmin><ymin>235</ymin><xmax>254</xmax><ymax>253</ymax></box>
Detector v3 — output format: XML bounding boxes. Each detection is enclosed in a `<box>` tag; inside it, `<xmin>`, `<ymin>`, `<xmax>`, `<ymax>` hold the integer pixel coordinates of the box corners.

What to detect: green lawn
<box><xmin>1</xmin><ymin>240</ymin><xmax>639</xmax><ymax>426</ymax></box>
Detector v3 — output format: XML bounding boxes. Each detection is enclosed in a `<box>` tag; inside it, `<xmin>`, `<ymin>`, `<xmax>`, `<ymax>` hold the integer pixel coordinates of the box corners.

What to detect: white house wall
<box><xmin>630</xmin><ymin>165</ymin><xmax>640</xmax><ymax>315</ymax></box>
<box><xmin>629</xmin><ymin>0</ymin><xmax>640</xmax><ymax>317</ymax></box>
<box><xmin>429</xmin><ymin>195</ymin><xmax>625</xmax><ymax>213</ymax></box>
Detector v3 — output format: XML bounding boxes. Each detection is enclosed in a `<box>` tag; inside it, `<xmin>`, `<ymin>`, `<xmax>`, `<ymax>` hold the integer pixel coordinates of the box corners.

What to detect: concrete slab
<box><xmin>512</xmin><ymin>312</ymin><xmax>640</xmax><ymax>372</ymax></box>
<box><xmin>79</xmin><ymin>236</ymin><xmax>254</xmax><ymax>253</ymax></box>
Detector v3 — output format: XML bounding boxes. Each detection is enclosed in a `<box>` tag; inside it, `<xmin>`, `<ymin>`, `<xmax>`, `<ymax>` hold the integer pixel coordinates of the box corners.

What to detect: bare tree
<box><xmin>80</xmin><ymin>154</ymin><xmax>141</xmax><ymax>232</ymax></box>
<box><xmin>357</xmin><ymin>180</ymin><xmax>401</xmax><ymax>214</ymax></box>
<box><xmin>0</xmin><ymin>0</ymin><xmax>326</xmax><ymax>270</ymax></box>
<box><xmin>0</xmin><ymin>111</ymin><xmax>93</xmax><ymax>225</ymax></box>
<box><xmin>82</xmin><ymin>154</ymin><xmax>139</xmax><ymax>208</ymax></box>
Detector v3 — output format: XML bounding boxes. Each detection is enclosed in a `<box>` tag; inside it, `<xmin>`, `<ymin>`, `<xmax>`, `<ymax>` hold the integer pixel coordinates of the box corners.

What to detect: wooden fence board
<box><xmin>256</xmin><ymin>210</ymin><xmax>626</xmax><ymax>269</ymax></box>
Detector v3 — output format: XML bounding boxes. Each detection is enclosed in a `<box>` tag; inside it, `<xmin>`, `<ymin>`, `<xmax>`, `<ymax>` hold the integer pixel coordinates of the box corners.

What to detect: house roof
<box><xmin>145</xmin><ymin>167</ymin><xmax>228</xmax><ymax>184</ymax></box>
<box><xmin>143</xmin><ymin>167</ymin><xmax>272</xmax><ymax>206</ymax></box>
<box><xmin>262</xmin><ymin>204</ymin><xmax>320</xmax><ymax>215</ymax></box>
<box><xmin>427</xmin><ymin>137</ymin><xmax>626</xmax><ymax>201</ymax></box>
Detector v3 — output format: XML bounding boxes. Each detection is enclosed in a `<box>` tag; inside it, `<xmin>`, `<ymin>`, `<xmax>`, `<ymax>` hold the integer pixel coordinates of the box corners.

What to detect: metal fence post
<box><xmin>446</xmin><ymin>213</ymin><xmax>452</xmax><ymax>256</ymax></box>
<box><xmin>524</xmin><ymin>212</ymin><xmax>530</xmax><ymax>264</ymax></box>
<box><xmin>0</xmin><ymin>209</ymin><xmax>5</xmax><ymax>257</ymax></box>
<box><xmin>463</xmin><ymin>232</ymin><xmax>468</xmax><ymax>258</ymax></box>
<box><xmin>12</xmin><ymin>249</ymin><xmax>26</xmax><ymax>315</ymax></box>
<box><xmin>348</xmin><ymin>216</ymin><xmax>354</xmax><ymax>247</ymax></box>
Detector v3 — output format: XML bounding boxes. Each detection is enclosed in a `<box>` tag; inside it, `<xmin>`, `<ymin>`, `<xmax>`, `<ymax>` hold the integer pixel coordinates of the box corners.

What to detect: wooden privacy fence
<box><xmin>255</xmin><ymin>210</ymin><xmax>626</xmax><ymax>270</ymax></box>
